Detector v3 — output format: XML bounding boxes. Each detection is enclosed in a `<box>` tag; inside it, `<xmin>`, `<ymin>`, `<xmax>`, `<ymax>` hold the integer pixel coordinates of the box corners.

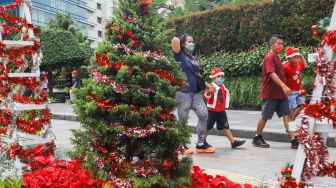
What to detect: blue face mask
<box><xmin>214</xmin><ymin>78</ymin><xmax>223</xmax><ymax>85</ymax></box>
<box><xmin>187</xmin><ymin>43</ymin><xmax>195</xmax><ymax>52</ymax></box>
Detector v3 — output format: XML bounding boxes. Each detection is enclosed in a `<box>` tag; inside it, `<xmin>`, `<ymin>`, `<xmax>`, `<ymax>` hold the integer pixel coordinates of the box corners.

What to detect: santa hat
<box><xmin>286</xmin><ymin>48</ymin><xmax>301</xmax><ymax>59</ymax></box>
<box><xmin>71</xmin><ymin>70</ymin><xmax>78</xmax><ymax>75</ymax></box>
<box><xmin>209</xmin><ymin>68</ymin><xmax>224</xmax><ymax>78</ymax></box>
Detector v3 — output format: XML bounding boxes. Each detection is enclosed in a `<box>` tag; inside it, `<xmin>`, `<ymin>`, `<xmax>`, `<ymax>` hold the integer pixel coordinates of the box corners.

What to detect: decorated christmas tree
<box><xmin>70</xmin><ymin>0</ymin><xmax>192</xmax><ymax>187</ymax></box>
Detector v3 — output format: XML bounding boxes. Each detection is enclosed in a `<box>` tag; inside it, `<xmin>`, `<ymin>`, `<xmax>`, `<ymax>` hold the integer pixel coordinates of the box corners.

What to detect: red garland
<box><xmin>7</xmin><ymin>141</ymin><xmax>55</xmax><ymax>160</ymax></box>
<box><xmin>109</xmin><ymin>122</ymin><xmax>168</xmax><ymax>138</ymax></box>
<box><xmin>91</xmin><ymin>67</ymin><xmax>156</xmax><ymax>94</ymax></box>
<box><xmin>0</xmin><ymin>109</ymin><xmax>11</xmax><ymax>128</ymax></box>
<box><xmin>276</xmin><ymin>29</ymin><xmax>336</xmax><ymax>185</ymax></box>
<box><xmin>16</xmin><ymin>112</ymin><xmax>51</xmax><ymax>134</ymax></box>
<box><xmin>95</xmin><ymin>51</ymin><xmax>185</xmax><ymax>88</ymax></box>
<box><xmin>0</xmin><ymin>0</ymin><xmax>40</xmax><ymax>37</ymax></box>
<box><xmin>321</xmin><ymin>30</ymin><xmax>336</xmax><ymax>52</ymax></box>
<box><xmin>12</xmin><ymin>92</ymin><xmax>47</xmax><ymax>104</ymax></box>
<box><xmin>0</xmin><ymin>0</ymin><xmax>22</xmax><ymax>11</ymax></box>
<box><xmin>296</xmin><ymin>115</ymin><xmax>330</xmax><ymax>181</ymax></box>
<box><xmin>278</xmin><ymin>164</ymin><xmax>304</xmax><ymax>188</ymax></box>
<box><xmin>95</xmin><ymin>52</ymin><xmax>125</xmax><ymax>70</ymax></box>
<box><xmin>116</xmin><ymin>26</ymin><xmax>143</xmax><ymax>47</ymax></box>
<box><xmin>0</xmin><ymin>109</ymin><xmax>50</xmax><ymax>135</ymax></box>
<box><xmin>89</xmin><ymin>93</ymin><xmax>174</xmax><ymax>121</ymax></box>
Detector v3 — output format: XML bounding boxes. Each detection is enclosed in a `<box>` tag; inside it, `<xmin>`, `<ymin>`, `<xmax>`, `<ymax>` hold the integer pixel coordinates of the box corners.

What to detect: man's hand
<box><xmin>281</xmin><ymin>84</ymin><xmax>292</xmax><ymax>96</ymax></box>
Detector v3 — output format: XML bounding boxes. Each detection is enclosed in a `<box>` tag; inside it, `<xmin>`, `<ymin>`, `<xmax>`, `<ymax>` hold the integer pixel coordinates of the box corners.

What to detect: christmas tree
<box><xmin>70</xmin><ymin>0</ymin><xmax>192</xmax><ymax>187</ymax></box>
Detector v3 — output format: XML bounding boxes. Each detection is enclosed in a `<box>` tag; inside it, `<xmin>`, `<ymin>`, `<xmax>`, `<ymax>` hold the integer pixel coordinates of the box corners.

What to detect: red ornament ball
<box><xmin>22</xmin><ymin>33</ymin><xmax>29</xmax><ymax>41</ymax></box>
<box><xmin>311</xmin><ymin>25</ymin><xmax>318</xmax><ymax>31</ymax></box>
<box><xmin>15</xmin><ymin>57</ymin><xmax>24</xmax><ymax>67</ymax></box>
<box><xmin>313</xmin><ymin>31</ymin><xmax>319</xmax><ymax>37</ymax></box>
<box><xmin>298</xmin><ymin>89</ymin><xmax>307</xmax><ymax>96</ymax></box>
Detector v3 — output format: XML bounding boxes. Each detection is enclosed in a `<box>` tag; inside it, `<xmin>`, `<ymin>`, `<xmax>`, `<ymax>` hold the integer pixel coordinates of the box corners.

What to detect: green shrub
<box><xmin>224</xmin><ymin>75</ymin><xmax>314</xmax><ymax>110</ymax></box>
<box><xmin>171</xmin><ymin>0</ymin><xmax>333</xmax><ymax>55</ymax></box>
<box><xmin>225</xmin><ymin>76</ymin><xmax>262</xmax><ymax>110</ymax></box>
<box><xmin>199</xmin><ymin>44</ymin><xmax>315</xmax><ymax>79</ymax></box>
<box><xmin>0</xmin><ymin>178</ymin><xmax>23</xmax><ymax>188</ymax></box>
<box><xmin>199</xmin><ymin>44</ymin><xmax>316</xmax><ymax>109</ymax></box>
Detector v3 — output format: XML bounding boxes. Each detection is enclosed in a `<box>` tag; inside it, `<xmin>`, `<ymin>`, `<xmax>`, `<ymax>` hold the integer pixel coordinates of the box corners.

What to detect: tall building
<box><xmin>0</xmin><ymin>0</ymin><xmax>117</xmax><ymax>48</ymax></box>
<box><xmin>86</xmin><ymin>0</ymin><xmax>117</xmax><ymax>48</ymax></box>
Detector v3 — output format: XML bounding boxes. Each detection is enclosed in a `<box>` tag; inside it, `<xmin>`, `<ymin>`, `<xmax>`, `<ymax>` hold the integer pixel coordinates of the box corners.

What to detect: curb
<box><xmin>190</xmin><ymin>126</ymin><xmax>336</xmax><ymax>148</ymax></box>
<box><xmin>51</xmin><ymin>114</ymin><xmax>336</xmax><ymax>148</ymax></box>
<box><xmin>52</xmin><ymin>114</ymin><xmax>78</xmax><ymax>122</ymax></box>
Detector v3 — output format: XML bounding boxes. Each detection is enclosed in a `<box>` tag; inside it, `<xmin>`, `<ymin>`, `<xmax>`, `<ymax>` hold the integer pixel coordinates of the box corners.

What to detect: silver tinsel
<box><xmin>0</xmin><ymin>151</ymin><xmax>24</xmax><ymax>181</ymax></box>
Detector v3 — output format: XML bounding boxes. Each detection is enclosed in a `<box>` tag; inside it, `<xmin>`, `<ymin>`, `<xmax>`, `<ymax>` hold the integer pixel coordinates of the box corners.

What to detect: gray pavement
<box><xmin>49</xmin><ymin>118</ymin><xmax>336</xmax><ymax>186</ymax></box>
<box><xmin>48</xmin><ymin>103</ymin><xmax>336</xmax><ymax>147</ymax></box>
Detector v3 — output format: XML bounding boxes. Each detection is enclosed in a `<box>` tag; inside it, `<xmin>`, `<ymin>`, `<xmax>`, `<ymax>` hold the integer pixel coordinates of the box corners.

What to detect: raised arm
<box><xmin>171</xmin><ymin>37</ymin><xmax>180</xmax><ymax>53</ymax></box>
<box><xmin>300</xmin><ymin>54</ymin><xmax>308</xmax><ymax>68</ymax></box>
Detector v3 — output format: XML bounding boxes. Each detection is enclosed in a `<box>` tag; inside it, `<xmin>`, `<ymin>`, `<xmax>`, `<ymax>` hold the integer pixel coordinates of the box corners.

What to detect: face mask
<box><xmin>274</xmin><ymin>45</ymin><xmax>284</xmax><ymax>54</ymax></box>
<box><xmin>187</xmin><ymin>43</ymin><xmax>195</xmax><ymax>52</ymax></box>
<box><xmin>214</xmin><ymin>78</ymin><xmax>223</xmax><ymax>85</ymax></box>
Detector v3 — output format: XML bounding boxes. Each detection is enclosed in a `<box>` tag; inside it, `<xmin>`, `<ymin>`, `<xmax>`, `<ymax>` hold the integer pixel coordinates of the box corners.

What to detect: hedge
<box><xmin>171</xmin><ymin>0</ymin><xmax>334</xmax><ymax>55</ymax></box>
<box><xmin>198</xmin><ymin>44</ymin><xmax>315</xmax><ymax>79</ymax></box>
<box><xmin>198</xmin><ymin>44</ymin><xmax>315</xmax><ymax>109</ymax></box>
<box><xmin>224</xmin><ymin>75</ymin><xmax>313</xmax><ymax>110</ymax></box>
<box><xmin>225</xmin><ymin>76</ymin><xmax>262</xmax><ymax>110</ymax></box>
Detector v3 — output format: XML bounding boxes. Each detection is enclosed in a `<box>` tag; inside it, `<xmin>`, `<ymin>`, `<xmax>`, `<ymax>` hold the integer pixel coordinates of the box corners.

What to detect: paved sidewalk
<box><xmin>48</xmin><ymin>103</ymin><xmax>336</xmax><ymax>147</ymax></box>
<box><xmin>49</xmin><ymin>118</ymin><xmax>336</xmax><ymax>186</ymax></box>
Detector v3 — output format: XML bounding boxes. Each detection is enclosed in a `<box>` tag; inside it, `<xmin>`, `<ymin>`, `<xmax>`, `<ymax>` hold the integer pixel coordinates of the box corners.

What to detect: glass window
<box><xmin>97</xmin><ymin>17</ymin><xmax>101</xmax><ymax>24</ymax></box>
<box><xmin>98</xmin><ymin>30</ymin><xmax>102</xmax><ymax>38</ymax></box>
<box><xmin>32</xmin><ymin>11</ymin><xmax>38</xmax><ymax>23</ymax></box>
<box><xmin>61</xmin><ymin>1</ymin><xmax>65</xmax><ymax>11</ymax></box>
<box><xmin>39</xmin><ymin>11</ymin><xmax>45</xmax><ymax>25</ymax></box>
<box><xmin>97</xmin><ymin>3</ymin><xmax>101</xmax><ymax>10</ymax></box>
<box><xmin>56</xmin><ymin>0</ymin><xmax>60</xmax><ymax>10</ymax></box>
<box><xmin>50</xmin><ymin>0</ymin><xmax>56</xmax><ymax>7</ymax></box>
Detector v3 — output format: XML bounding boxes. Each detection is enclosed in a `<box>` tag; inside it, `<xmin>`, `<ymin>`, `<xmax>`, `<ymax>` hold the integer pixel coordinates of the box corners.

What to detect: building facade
<box><xmin>0</xmin><ymin>0</ymin><xmax>117</xmax><ymax>48</ymax></box>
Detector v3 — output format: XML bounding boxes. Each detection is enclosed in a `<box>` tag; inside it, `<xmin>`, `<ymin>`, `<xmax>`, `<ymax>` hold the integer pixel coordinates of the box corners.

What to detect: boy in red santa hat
<box><xmin>283</xmin><ymin>47</ymin><xmax>307</xmax><ymax>121</ymax></box>
<box><xmin>203</xmin><ymin>68</ymin><xmax>245</xmax><ymax>149</ymax></box>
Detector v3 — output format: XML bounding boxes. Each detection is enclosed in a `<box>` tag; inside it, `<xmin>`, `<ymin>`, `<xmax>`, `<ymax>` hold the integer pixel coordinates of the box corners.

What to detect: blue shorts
<box><xmin>288</xmin><ymin>90</ymin><xmax>305</xmax><ymax>109</ymax></box>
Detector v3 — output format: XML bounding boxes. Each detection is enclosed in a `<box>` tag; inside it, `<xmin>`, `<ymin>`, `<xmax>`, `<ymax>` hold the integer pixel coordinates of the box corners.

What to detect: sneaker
<box><xmin>195</xmin><ymin>143</ymin><xmax>216</xmax><ymax>153</ymax></box>
<box><xmin>204</xmin><ymin>140</ymin><xmax>212</xmax><ymax>148</ymax></box>
<box><xmin>231</xmin><ymin>140</ymin><xmax>246</xmax><ymax>149</ymax></box>
<box><xmin>291</xmin><ymin>137</ymin><xmax>299</xmax><ymax>149</ymax></box>
<box><xmin>181</xmin><ymin>148</ymin><xmax>194</xmax><ymax>155</ymax></box>
<box><xmin>252</xmin><ymin>135</ymin><xmax>270</xmax><ymax>148</ymax></box>
<box><xmin>178</xmin><ymin>145</ymin><xmax>194</xmax><ymax>155</ymax></box>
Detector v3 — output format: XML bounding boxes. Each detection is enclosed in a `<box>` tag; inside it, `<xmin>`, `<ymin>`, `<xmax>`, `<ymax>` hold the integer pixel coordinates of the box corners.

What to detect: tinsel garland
<box><xmin>89</xmin><ymin>93</ymin><xmax>175</xmax><ymax>121</ymax></box>
<box><xmin>6</xmin><ymin>141</ymin><xmax>55</xmax><ymax>160</ymax></box>
<box><xmin>95</xmin><ymin>51</ymin><xmax>185</xmax><ymax>87</ymax></box>
<box><xmin>296</xmin><ymin>115</ymin><xmax>329</xmax><ymax>181</ymax></box>
<box><xmin>322</xmin><ymin>30</ymin><xmax>336</xmax><ymax>52</ymax></box>
<box><xmin>109</xmin><ymin>122</ymin><xmax>168</xmax><ymax>138</ymax></box>
<box><xmin>290</xmin><ymin>30</ymin><xmax>336</xmax><ymax>183</ymax></box>
<box><xmin>278</xmin><ymin>164</ymin><xmax>304</xmax><ymax>188</ymax></box>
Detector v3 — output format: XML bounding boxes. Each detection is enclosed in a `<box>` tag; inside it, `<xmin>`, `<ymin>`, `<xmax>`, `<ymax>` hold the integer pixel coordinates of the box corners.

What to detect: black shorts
<box><xmin>261</xmin><ymin>98</ymin><xmax>291</xmax><ymax>120</ymax></box>
<box><xmin>207</xmin><ymin>111</ymin><xmax>229</xmax><ymax>130</ymax></box>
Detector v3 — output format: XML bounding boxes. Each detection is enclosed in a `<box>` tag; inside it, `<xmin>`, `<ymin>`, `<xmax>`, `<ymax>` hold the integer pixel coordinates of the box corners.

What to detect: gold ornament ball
<box><xmin>21</xmin><ymin>27</ymin><xmax>28</xmax><ymax>33</ymax></box>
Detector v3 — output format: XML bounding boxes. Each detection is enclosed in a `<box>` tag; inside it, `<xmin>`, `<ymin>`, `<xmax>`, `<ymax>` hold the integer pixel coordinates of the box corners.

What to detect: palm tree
<box><xmin>47</xmin><ymin>13</ymin><xmax>78</xmax><ymax>34</ymax></box>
